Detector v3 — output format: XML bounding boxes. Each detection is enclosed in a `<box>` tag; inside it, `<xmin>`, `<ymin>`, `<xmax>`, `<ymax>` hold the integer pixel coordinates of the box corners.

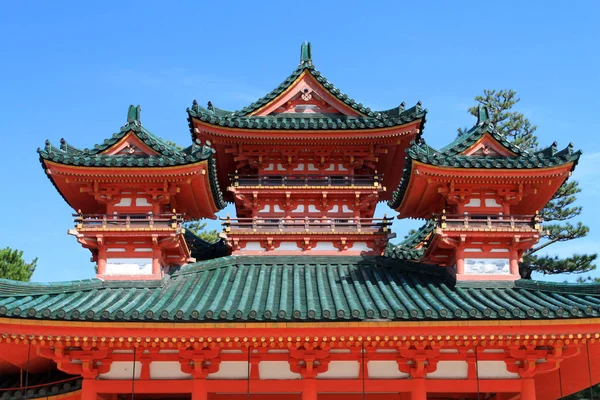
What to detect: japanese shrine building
<box><xmin>1</xmin><ymin>42</ymin><xmax>599</xmax><ymax>400</ymax></box>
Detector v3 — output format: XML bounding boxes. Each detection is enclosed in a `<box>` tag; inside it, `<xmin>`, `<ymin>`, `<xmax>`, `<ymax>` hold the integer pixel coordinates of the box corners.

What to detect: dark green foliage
<box><xmin>0</xmin><ymin>247</ymin><xmax>37</xmax><ymax>281</ymax></box>
<box><xmin>184</xmin><ymin>221</ymin><xmax>220</xmax><ymax>243</ymax></box>
<box><xmin>458</xmin><ymin>89</ymin><xmax>538</xmax><ymax>150</ymax></box>
<box><xmin>463</xmin><ymin>89</ymin><xmax>596</xmax><ymax>278</ymax></box>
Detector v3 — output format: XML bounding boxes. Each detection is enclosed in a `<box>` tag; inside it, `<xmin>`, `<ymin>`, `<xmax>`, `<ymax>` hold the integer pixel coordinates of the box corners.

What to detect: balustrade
<box><xmin>73</xmin><ymin>212</ymin><xmax>184</xmax><ymax>230</ymax></box>
<box><xmin>230</xmin><ymin>173</ymin><xmax>381</xmax><ymax>188</ymax></box>
<box><xmin>222</xmin><ymin>216</ymin><xmax>393</xmax><ymax>234</ymax></box>
<box><xmin>435</xmin><ymin>212</ymin><xmax>542</xmax><ymax>231</ymax></box>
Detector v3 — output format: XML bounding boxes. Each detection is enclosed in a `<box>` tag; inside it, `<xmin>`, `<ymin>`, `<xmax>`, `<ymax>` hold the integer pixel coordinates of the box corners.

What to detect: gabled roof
<box><xmin>388</xmin><ymin>108</ymin><xmax>582</xmax><ymax>210</ymax></box>
<box><xmin>38</xmin><ymin>105</ymin><xmax>227</xmax><ymax>211</ymax></box>
<box><xmin>385</xmin><ymin>221</ymin><xmax>435</xmax><ymax>261</ymax></box>
<box><xmin>1</xmin><ymin>255</ymin><xmax>599</xmax><ymax>322</ymax></box>
<box><xmin>39</xmin><ymin>105</ymin><xmax>216</xmax><ymax>167</ymax></box>
<box><xmin>187</xmin><ymin>42</ymin><xmax>426</xmax><ymax>131</ymax></box>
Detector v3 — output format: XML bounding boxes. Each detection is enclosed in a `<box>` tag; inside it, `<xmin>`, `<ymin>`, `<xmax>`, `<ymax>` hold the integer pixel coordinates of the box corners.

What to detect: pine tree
<box><xmin>0</xmin><ymin>247</ymin><xmax>37</xmax><ymax>281</ymax></box>
<box><xmin>461</xmin><ymin>89</ymin><xmax>596</xmax><ymax>279</ymax></box>
<box><xmin>184</xmin><ymin>221</ymin><xmax>220</xmax><ymax>243</ymax></box>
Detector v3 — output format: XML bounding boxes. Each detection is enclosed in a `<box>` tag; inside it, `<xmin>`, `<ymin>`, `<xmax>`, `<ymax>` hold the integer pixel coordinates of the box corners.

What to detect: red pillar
<box><xmin>509</xmin><ymin>248</ymin><xmax>519</xmax><ymax>276</ymax></box>
<box><xmin>152</xmin><ymin>246</ymin><xmax>161</xmax><ymax>275</ymax></box>
<box><xmin>302</xmin><ymin>378</ymin><xmax>317</xmax><ymax>400</ymax></box>
<box><xmin>520</xmin><ymin>378</ymin><xmax>536</xmax><ymax>400</ymax></box>
<box><xmin>81</xmin><ymin>379</ymin><xmax>97</xmax><ymax>400</ymax></box>
<box><xmin>192</xmin><ymin>379</ymin><xmax>208</xmax><ymax>400</ymax></box>
<box><xmin>455</xmin><ymin>246</ymin><xmax>465</xmax><ymax>275</ymax></box>
<box><xmin>411</xmin><ymin>378</ymin><xmax>426</xmax><ymax>400</ymax></box>
<box><xmin>97</xmin><ymin>248</ymin><xmax>107</xmax><ymax>275</ymax></box>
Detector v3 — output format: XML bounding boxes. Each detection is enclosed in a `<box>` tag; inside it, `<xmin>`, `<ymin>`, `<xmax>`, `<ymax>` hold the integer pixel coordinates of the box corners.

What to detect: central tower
<box><xmin>188</xmin><ymin>42</ymin><xmax>426</xmax><ymax>255</ymax></box>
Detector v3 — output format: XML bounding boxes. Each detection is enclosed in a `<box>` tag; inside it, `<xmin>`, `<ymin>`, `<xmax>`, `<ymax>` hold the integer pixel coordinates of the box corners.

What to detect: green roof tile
<box><xmin>38</xmin><ymin>105</ymin><xmax>226</xmax><ymax>211</ymax></box>
<box><xmin>187</xmin><ymin>43</ymin><xmax>426</xmax><ymax>132</ymax></box>
<box><xmin>388</xmin><ymin>117</ymin><xmax>582</xmax><ymax>209</ymax></box>
<box><xmin>1</xmin><ymin>256</ymin><xmax>599</xmax><ymax>323</ymax></box>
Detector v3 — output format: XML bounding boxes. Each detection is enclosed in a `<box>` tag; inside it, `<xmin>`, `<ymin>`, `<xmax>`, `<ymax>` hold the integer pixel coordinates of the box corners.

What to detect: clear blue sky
<box><xmin>1</xmin><ymin>1</ymin><xmax>599</xmax><ymax>283</ymax></box>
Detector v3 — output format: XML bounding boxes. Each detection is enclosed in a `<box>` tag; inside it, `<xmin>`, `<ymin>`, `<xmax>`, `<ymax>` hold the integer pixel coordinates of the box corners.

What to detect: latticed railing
<box><xmin>222</xmin><ymin>216</ymin><xmax>393</xmax><ymax>234</ymax></box>
<box><xmin>230</xmin><ymin>174</ymin><xmax>382</xmax><ymax>188</ymax></box>
<box><xmin>434</xmin><ymin>212</ymin><xmax>542</xmax><ymax>231</ymax></box>
<box><xmin>73</xmin><ymin>212</ymin><xmax>184</xmax><ymax>230</ymax></box>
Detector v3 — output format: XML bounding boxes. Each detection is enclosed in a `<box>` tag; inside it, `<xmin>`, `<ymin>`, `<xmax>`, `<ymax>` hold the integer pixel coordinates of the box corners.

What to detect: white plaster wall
<box><xmin>485</xmin><ymin>198</ymin><xmax>502</xmax><ymax>207</ymax></box>
<box><xmin>477</xmin><ymin>361</ymin><xmax>519</xmax><ymax>379</ymax></box>
<box><xmin>208</xmin><ymin>361</ymin><xmax>249</xmax><ymax>379</ymax></box>
<box><xmin>259</xmin><ymin>361</ymin><xmax>301</xmax><ymax>380</ymax></box>
<box><xmin>317</xmin><ymin>361</ymin><xmax>360</xmax><ymax>379</ymax></box>
<box><xmin>348</xmin><ymin>242</ymin><xmax>370</xmax><ymax>252</ymax></box>
<box><xmin>312</xmin><ymin>242</ymin><xmax>336</xmax><ymax>251</ymax></box>
<box><xmin>150</xmin><ymin>361</ymin><xmax>191</xmax><ymax>379</ymax></box>
<box><xmin>135</xmin><ymin>198</ymin><xmax>151</xmax><ymax>207</ymax></box>
<box><xmin>367</xmin><ymin>361</ymin><xmax>409</xmax><ymax>379</ymax></box>
<box><xmin>243</xmin><ymin>242</ymin><xmax>263</xmax><ymax>251</ymax></box>
<box><xmin>99</xmin><ymin>361</ymin><xmax>142</xmax><ymax>380</ymax></box>
<box><xmin>427</xmin><ymin>361</ymin><xmax>468</xmax><ymax>379</ymax></box>
<box><xmin>114</xmin><ymin>198</ymin><xmax>132</xmax><ymax>207</ymax></box>
<box><xmin>279</xmin><ymin>242</ymin><xmax>302</xmax><ymax>251</ymax></box>
<box><xmin>465</xmin><ymin>198</ymin><xmax>481</xmax><ymax>207</ymax></box>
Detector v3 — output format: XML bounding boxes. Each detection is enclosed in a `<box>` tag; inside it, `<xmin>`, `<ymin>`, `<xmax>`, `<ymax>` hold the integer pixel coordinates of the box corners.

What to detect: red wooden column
<box><xmin>81</xmin><ymin>379</ymin><xmax>97</xmax><ymax>400</ymax></box>
<box><xmin>302</xmin><ymin>378</ymin><xmax>317</xmax><ymax>400</ymax></box>
<box><xmin>520</xmin><ymin>378</ymin><xmax>536</xmax><ymax>400</ymax></box>
<box><xmin>410</xmin><ymin>379</ymin><xmax>426</xmax><ymax>400</ymax></box>
<box><xmin>192</xmin><ymin>379</ymin><xmax>208</xmax><ymax>400</ymax></box>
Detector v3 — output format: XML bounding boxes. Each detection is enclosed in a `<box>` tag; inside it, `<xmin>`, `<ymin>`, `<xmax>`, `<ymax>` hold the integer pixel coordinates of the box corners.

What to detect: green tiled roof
<box><xmin>2</xmin><ymin>256</ymin><xmax>599</xmax><ymax>322</ymax></box>
<box><xmin>184</xmin><ymin>230</ymin><xmax>231</xmax><ymax>262</ymax></box>
<box><xmin>38</xmin><ymin>105</ymin><xmax>226</xmax><ymax>211</ymax></box>
<box><xmin>388</xmin><ymin>112</ymin><xmax>582</xmax><ymax>210</ymax></box>
<box><xmin>187</xmin><ymin>43</ymin><xmax>426</xmax><ymax>131</ymax></box>
<box><xmin>385</xmin><ymin>221</ymin><xmax>435</xmax><ymax>261</ymax></box>
<box><xmin>0</xmin><ymin>372</ymin><xmax>80</xmax><ymax>400</ymax></box>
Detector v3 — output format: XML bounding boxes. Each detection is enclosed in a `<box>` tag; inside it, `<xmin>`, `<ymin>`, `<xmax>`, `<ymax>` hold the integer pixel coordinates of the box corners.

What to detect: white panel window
<box><xmin>307</xmin><ymin>163</ymin><xmax>318</xmax><ymax>171</ymax></box>
<box><xmin>293</xmin><ymin>163</ymin><xmax>305</xmax><ymax>171</ymax></box>
<box><xmin>105</xmin><ymin>258</ymin><xmax>153</xmax><ymax>275</ymax></box>
<box><xmin>464</xmin><ymin>258</ymin><xmax>510</xmax><ymax>275</ymax></box>
<box><xmin>273</xmin><ymin>205</ymin><xmax>284</xmax><ymax>212</ymax></box>
<box><xmin>307</xmin><ymin>205</ymin><xmax>319</xmax><ymax>213</ymax></box>
<box><xmin>264</xmin><ymin>163</ymin><xmax>275</xmax><ymax>171</ymax></box>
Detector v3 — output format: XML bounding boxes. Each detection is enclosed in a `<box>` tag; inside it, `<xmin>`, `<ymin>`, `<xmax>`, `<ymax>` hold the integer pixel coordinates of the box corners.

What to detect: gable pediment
<box><xmin>100</xmin><ymin>131</ymin><xmax>160</xmax><ymax>156</ymax></box>
<box><xmin>250</xmin><ymin>71</ymin><xmax>363</xmax><ymax>117</ymax></box>
<box><xmin>461</xmin><ymin>133</ymin><xmax>517</xmax><ymax>157</ymax></box>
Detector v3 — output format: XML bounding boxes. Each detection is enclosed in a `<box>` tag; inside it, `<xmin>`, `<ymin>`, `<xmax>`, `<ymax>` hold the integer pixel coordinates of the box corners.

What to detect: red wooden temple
<box><xmin>0</xmin><ymin>42</ymin><xmax>598</xmax><ymax>400</ymax></box>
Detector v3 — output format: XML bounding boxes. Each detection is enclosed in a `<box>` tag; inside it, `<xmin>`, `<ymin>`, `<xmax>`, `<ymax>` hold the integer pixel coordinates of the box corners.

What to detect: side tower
<box><xmin>38</xmin><ymin>106</ymin><xmax>225</xmax><ymax>279</ymax></box>
<box><xmin>388</xmin><ymin>107</ymin><xmax>581</xmax><ymax>280</ymax></box>
<box><xmin>188</xmin><ymin>42</ymin><xmax>426</xmax><ymax>255</ymax></box>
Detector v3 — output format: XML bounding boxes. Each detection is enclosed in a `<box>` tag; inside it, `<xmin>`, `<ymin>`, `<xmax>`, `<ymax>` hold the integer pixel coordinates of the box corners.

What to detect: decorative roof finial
<box><xmin>127</xmin><ymin>105</ymin><xmax>141</xmax><ymax>124</ymax></box>
<box><xmin>477</xmin><ymin>105</ymin><xmax>490</xmax><ymax>126</ymax></box>
<box><xmin>300</xmin><ymin>41</ymin><xmax>312</xmax><ymax>66</ymax></box>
